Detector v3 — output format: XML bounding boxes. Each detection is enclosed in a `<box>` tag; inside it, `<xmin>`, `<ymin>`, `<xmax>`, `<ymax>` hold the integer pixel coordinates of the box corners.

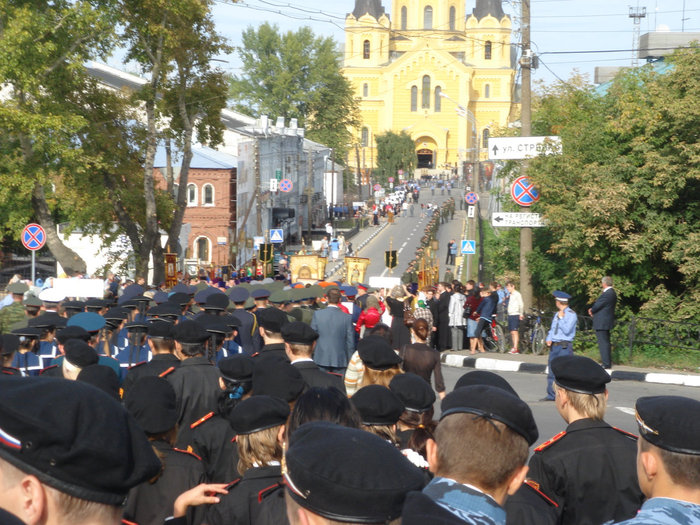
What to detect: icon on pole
<box><xmin>510</xmin><ymin>176</ymin><xmax>540</xmax><ymax>206</ymax></box>
<box><xmin>22</xmin><ymin>224</ymin><xmax>46</xmax><ymax>251</ymax></box>
<box><xmin>464</xmin><ymin>192</ymin><xmax>479</xmax><ymax>205</ymax></box>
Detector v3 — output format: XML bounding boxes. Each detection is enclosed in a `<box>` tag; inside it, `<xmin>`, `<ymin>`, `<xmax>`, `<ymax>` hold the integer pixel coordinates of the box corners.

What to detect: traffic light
<box><xmin>385</xmin><ymin>250</ymin><xmax>397</xmax><ymax>269</ymax></box>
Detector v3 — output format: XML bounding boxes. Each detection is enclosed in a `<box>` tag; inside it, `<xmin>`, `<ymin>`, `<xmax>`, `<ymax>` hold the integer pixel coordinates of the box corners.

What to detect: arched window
<box><xmin>410</xmin><ymin>86</ymin><xmax>418</xmax><ymax>112</ymax></box>
<box><xmin>482</xmin><ymin>128</ymin><xmax>490</xmax><ymax>145</ymax></box>
<box><xmin>484</xmin><ymin>84</ymin><xmax>491</xmax><ymax>98</ymax></box>
<box><xmin>485</xmin><ymin>41</ymin><xmax>492</xmax><ymax>60</ymax></box>
<box><xmin>363</xmin><ymin>83</ymin><xmax>369</xmax><ymax>97</ymax></box>
<box><xmin>363</xmin><ymin>40</ymin><xmax>370</xmax><ymax>59</ymax></box>
<box><xmin>401</xmin><ymin>6</ymin><xmax>407</xmax><ymax>30</ymax></box>
<box><xmin>195</xmin><ymin>237</ymin><xmax>210</xmax><ymax>262</ymax></box>
<box><xmin>449</xmin><ymin>6</ymin><xmax>456</xmax><ymax>30</ymax></box>
<box><xmin>361</xmin><ymin>127</ymin><xmax>369</xmax><ymax>147</ymax></box>
<box><xmin>187</xmin><ymin>183</ymin><xmax>197</xmax><ymax>206</ymax></box>
<box><xmin>434</xmin><ymin>86</ymin><xmax>442</xmax><ymax>112</ymax></box>
<box><xmin>423</xmin><ymin>6</ymin><xmax>433</xmax><ymax>29</ymax></box>
<box><xmin>202</xmin><ymin>183</ymin><xmax>214</xmax><ymax>205</ymax></box>
<box><xmin>421</xmin><ymin>75</ymin><xmax>430</xmax><ymax>109</ymax></box>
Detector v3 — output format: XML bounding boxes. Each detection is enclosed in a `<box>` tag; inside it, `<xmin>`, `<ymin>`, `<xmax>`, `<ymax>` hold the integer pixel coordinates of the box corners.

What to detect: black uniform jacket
<box><xmin>122</xmin><ymin>353</ymin><xmax>181</xmax><ymax>395</ymax></box>
<box><xmin>191</xmin><ymin>412</ymin><xmax>240</xmax><ymax>483</ymax></box>
<box><xmin>291</xmin><ymin>360</ymin><xmax>346</xmax><ymax>394</ymax></box>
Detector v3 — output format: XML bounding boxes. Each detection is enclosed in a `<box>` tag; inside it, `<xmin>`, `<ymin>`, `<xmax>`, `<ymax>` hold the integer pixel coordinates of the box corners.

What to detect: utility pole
<box><xmin>255</xmin><ymin>139</ymin><xmax>262</xmax><ymax>236</ymax></box>
<box><xmin>519</xmin><ymin>0</ymin><xmax>534</xmax><ymax>310</ymax></box>
<box><xmin>306</xmin><ymin>149</ymin><xmax>313</xmax><ymax>240</ymax></box>
<box><xmin>629</xmin><ymin>6</ymin><xmax>647</xmax><ymax>67</ymax></box>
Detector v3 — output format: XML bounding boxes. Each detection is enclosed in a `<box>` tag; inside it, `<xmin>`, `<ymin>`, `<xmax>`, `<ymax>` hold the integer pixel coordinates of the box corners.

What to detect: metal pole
<box><xmin>31</xmin><ymin>250</ymin><xmax>36</xmax><ymax>284</ymax></box>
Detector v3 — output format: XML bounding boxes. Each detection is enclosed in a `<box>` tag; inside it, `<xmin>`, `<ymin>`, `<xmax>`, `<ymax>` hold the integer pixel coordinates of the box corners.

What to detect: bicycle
<box><xmin>483</xmin><ymin>315</ymin><xmax>506</xmax><ymax>353</ymax></box>
<box><xmin>521</xmin><ymin>308</ymin><xmax>547</xmax><ymax>355</ymax></box>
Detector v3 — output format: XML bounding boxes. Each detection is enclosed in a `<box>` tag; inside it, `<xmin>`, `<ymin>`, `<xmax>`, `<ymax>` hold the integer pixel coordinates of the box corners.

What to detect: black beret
<box><xmin>552</xmin><ymin>355</ymin><xmax>610</xmax><ymax>394</ymax></box>
<box><xmin>56</xmin><ymin>325</ymin><xmax>91</xmax><ymax>344</ymax></box>
<box><xmin>454</xmin><ymin>370</ymin><xmax>519</xmax><ymax>398</ymax></box>
<box><xmin>253</xmin><ymin>360</ymin><xmax>306</xmax><ymax>402</ymax></box>
<box><xmin>0</xmin><ymin>334</ymin><xmax>20</xmax><ymax>356</ymax></box>
<box><xmin>228</xmin><ymin>395</ymin><xmax>289</xmax><ymax>435</ymax></box>
<box><xmin>64</xmin><ymin>340</ymin><xmax>99</xmax><ymax>368</ymax></box>
<box><xmin>256</xmin><ymin>307</ymin><xmax>290</xmax><ymax>333</ymax></box>
<box><xmin>0</xmin><ymin>376</ymin><xmax>160</xmax><ymax>505</ymax></box>
<box><xmin>205</xmin><ymin>293</ymin><xmax>230</xmax><ymax>311</ymax></box>
<box><xmin>218</xmin><ymin>355</ymin><xmax>255</xmax><ymax>383</ymax></box>
<box><xmin>284</xmin><ymin>422</ymin><xmax>425</xmax><ymax>523</ymax></box>
<box><xmin>390</xmin><ymin>373</ymin><xmax>436</xmax><ymax>412</ymax></box>
<box><xmin>77</xmin><ymin>365</ymin><xmax>120</xmax><ymax>401</ymax></box>
<box><xmin>351</xmin><ymin>385</ymin><xmax>405</xmax><ymax>425</ymax></box>
<box><xmin>357</xmin><ymin>335</ymin><xmax>402</xmax><ymax>370</ymax></box>
<box><xmin>441</xmin><ymin>385</ymin><xmax>539</xmax><ymax>446</ymax></box>
<box><xmin>124</xmin><ymin>376</ymin><xmax>178</xmax><ymax>435</ymax></box>
<box><xmin>167</xmin><ymin>292</ymin><xmax>190</xmax><ymax>307</ymax></box>
<box><xmin>148</xmin><ymin>319</ymin><xmax>174</xmax><ymax>338</ymax></box>
<box><xmin>281</xmin><ymin>322</ymin><xmax>319</xmax><ymax>345</ymax></box>
<box><xmin>635</xmin><ymin>396</ymin><xmax>700</xmax><ymax>455</ymax></box>
<box><xmin>228</xmin><ymin>287</ymin><xmax>250</xmax><ymax>303</ymax></box>
<box><xmin>173</xmin><ymin>320</ymin><xmax>209</xmax><ymax>344</ymax></box>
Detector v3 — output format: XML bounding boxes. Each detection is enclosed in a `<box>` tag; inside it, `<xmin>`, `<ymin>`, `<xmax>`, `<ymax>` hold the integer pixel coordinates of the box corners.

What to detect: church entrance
<box><xmin>416</xmin><ymin>148</ymin><xmax>434</xmax><ymax>169</ymax></box>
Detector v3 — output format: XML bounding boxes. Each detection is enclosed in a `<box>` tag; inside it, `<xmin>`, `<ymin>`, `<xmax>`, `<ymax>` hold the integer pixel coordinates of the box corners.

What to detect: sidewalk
<box><xmin>440</xmin><ymin>349</ymin><xmax>700</xmax><ymax>387</ymax></box>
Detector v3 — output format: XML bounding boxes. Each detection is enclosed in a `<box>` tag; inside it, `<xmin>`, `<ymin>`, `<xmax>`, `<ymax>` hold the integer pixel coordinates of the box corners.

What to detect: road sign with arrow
<box><xmin>492</xmin><ymin>212</ymin><xmax>546</xmax><ymax>227</ymax></box>
<box><xmin>488</xmin><ymin>136</ymin><xmax>561</xmax><ymax>160</ymax></box>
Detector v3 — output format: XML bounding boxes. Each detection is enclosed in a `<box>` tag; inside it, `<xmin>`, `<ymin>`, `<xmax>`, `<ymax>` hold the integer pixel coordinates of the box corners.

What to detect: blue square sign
<box><xmin>461</xmin><ymin>240</ymin><xmax>476</xmax><ymax>254</ymax></box>
<box><xmin>270</xmin><ymin>229</ymin><xmax>284</xmax><ymax>243</ymax></box>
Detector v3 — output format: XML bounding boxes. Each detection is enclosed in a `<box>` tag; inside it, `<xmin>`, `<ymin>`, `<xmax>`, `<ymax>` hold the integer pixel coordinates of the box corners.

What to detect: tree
<box><xmin>375</xmin><ymin>131</ymin><xmax>416</xmax><ymax>185</ymax></box>
<box><xmin>231</xmin><ymin>23</ymin><xmax>359</xmax><ymax>160</ymax></box>
<box><xmin>525</xmin><ymin>48</ymin><xmax>700</xmax><ymax>320</ymax></box>
<box><xmin>0</xmin><ymin>0</ymin><xmax>120</xmax><ymax>274</ymax></box>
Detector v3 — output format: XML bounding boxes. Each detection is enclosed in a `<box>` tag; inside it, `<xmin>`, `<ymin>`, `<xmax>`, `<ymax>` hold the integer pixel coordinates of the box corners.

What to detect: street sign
<box><xmin>511</xmin><ymin>176</ymin><xmax>540</xmax><ymax>206</ymax></box>
<box><xmin>461</xmin><ymin>240</ymin><xmax>476</xmax><ymax>255</ymax></box>
<box><xmin>275</xmin><ymin>169</ymin><xmax>282</xmax><ymax>181</ymax></box>
<box><xmin>488</xmin><ymin>136</ymin><xmax>562</xmax><ymax>160</ymax></box>
<box><xmin>279</xmin><ymin>179</ymin><xmax>293</xmax><ymax>192</ymax></box>
<box><xmin>398</xmin><ymin>170</ymin><xmax>403</xmax><ymax>176</ymax></box>
<box><xmin>253</xmin><ymin>236</ymin><xmax>264</xmax><ymax>248</ymax></box>
<box><xmin>22</xmin><ymin>223</ymin><xmax>46</xmax><ymax>251</ymax></box>
<box><xmin>373</xmin><ymin>184</ymin><xmax>382</xmax><ymax>191</ymax></box>
<box><xmin>492</xmin><ymin>212</ymin><xmax>546</xmax><ymax>228</ymax></box>
<box><xmin>464</xmin><ymin>192</ymin><xmax>479</xmax><ymax>205</ymax></box>
<box><xmin>388</xmin><ymin>177</ymin><xmax>395</xmax><ymax>183</ymax></box>
<box><xmin>467</xmin><ymin>206</ymin><xmax>475</xmax><ymax>218</ymax></box>
<box><xmin>269</xmin><ymin>229</ymin><xmax>284</xmax><ymax>243</ymax></box>
<box><xmin>269</xmin><ymin>178</ymin><xmax>278</xmax><ymax>192</ymax></box>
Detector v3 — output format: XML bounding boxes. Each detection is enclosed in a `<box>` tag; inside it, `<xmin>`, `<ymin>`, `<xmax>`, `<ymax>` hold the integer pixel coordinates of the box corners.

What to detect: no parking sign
<box><xmin>510</xmin><ymin>176</ymin><xmax>540</xmax><ymax>206</ymax></box>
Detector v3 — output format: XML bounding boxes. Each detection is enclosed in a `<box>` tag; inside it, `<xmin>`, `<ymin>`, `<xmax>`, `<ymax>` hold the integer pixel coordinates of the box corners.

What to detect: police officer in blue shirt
<box><xmin>541</xmin><ymin>291</ymin><xmax>577</xmax><ymax>401</ymax></box>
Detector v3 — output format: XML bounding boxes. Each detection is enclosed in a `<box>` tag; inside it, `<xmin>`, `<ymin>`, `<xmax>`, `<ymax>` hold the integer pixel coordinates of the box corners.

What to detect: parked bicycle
<box><xmin>483</xmin><ymin>315</ymin><xmax>506</xmax><ymax>353</ymax></box>
<box><xmin>520</xmin><ymin>308</ymin><xmax>547</xmax><ymax>355</ymax></box>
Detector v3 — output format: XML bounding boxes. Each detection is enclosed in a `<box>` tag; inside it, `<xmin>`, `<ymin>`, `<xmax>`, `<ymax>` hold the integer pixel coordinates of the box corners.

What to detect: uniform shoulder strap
<box><xmin>612</xmin><ymin>426</ymin><xmax>638</xmax><ymax>440</ymax></box>
<box><xmin>523</xmin><ymin>479</ymin><xmax>558</xmax><ymax>507</ymax></box>
<box><xmin>257</xmin><ymin>482</ymin><xmax>283</xmax><ymax>503</ymax></box>
<box><xmin>190</xmin><ymin>411</ymin><xmax>215</xmax><ymax>429</ymax></box>
<box><xmin>159</xmin><ymin>366</ymin><xmax>176</xmax><ymax>378</ymax></box>
<box><xmin>39</xmin><ymin>365</ymin><xmax>58</xmax><ymax>375</ymax></box>
<box><xmin>225</xmin><ymin>478</ymin><xmax>242</xmax><ymax>490</ymax></box>
<box><xmin>173</xmin><ymin>448</ymin><xmax>202</xmax><ymax>461</ymax></box>
<box><xmin>534</xmin><ymin>430</ymin><xmax>567</xmax><ymax>452</ymax></box>
<box><xmin>128</xmin><ymin>361</ymin><xmax>147</xmax><ymax>370</ymax></box>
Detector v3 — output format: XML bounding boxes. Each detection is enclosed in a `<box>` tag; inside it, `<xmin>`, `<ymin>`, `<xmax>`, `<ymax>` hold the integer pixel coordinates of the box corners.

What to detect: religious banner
<box><xmin>164</xmin><ymin>253</ymin><xmax>178</xmax><ymax>288</ymax></box>
<box><xmin>290</xmin><ymin>255</ymin><xmax>327</xmax><ymax>284</ymax></box>
<box><xmin>344</xmin><ymin>257</ymin><xmax>370</xmax><ymax>284</ymax></box>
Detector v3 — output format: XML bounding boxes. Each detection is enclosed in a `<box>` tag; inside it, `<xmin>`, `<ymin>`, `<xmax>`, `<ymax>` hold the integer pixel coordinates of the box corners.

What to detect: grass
<box><xmin>574</xmin><ymin>340</ymin><xmax>700</xmax><ymax>373</ymax></box>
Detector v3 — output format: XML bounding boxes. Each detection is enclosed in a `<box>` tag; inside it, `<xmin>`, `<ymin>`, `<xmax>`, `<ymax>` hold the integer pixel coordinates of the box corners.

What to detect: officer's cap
<box><xmin>103</xmin><ymin>307</ymin><xmax>129</xmax><ymax>321</ymax></box>
<box><xmin>351</xmin><ymin>385</ymin><xmax>404</xmax><ymax>425</ymax></box>
<box><xmin>38</xmin><ymin>288</ymin><xmax>65</xmax><ymax>303</ymax></box>
<box><xmin>552</xmin><ymin>355</ymin><xmax>610</xmax><ymax>394</ymax></box>
<box><xmin>7</xmin><ymin>282</ymin><xmax>28</xmax><ymax>295</ymax></box>
<box><xmin>167</xmin><ymin>292</ymin><xmax>190</xmax><ymax>307</ymax></box>
<box><xmin>205</xmin><ymin>293</ymin><xmax>230</xmax><ymax>311</ymax></box>
<box><xmin>67</xmin><ymin>312</ymin><xmax>106</xmax><ymax>333</ymax></box>
<box><xmin>218</xmin><ymin>355</ymin><xmax>254</xmax><ymax>383</ymax></box>
<box><xmin>357</xmin><ymin>335</ymin><xmax>401</xmax><ymax>371</ymax></box>
<box><xmin>284</xmin><ymin>422</ymin><xmax>425</xmax><ymax>523</ymax></box>
<box><xmin>62</xmin><ymin>300</ymin><xmax>86</xmax><ymax>312</ymax></box>
<box><xmin>0</xmin><ymin>334</ymin><xmax>20</xmax><ymax>356</ymax></box>
<box><xmin>194</xmin><ymin>288</ymin><xmax>216</xmax><ymax>305</ymax></box>
<box><xmin>0</xmin><ymin>376</ymin><xmax>160</xmax><ymax>505</ymax></box>
<box><xmin>552</xmin><ymin>290</ymin><xmax>571</xmax><ymax>302</ymax></box>
<box><xmin>390</xmin><ymin>373</ymin><xmax>436</xmax><ymax>413</ymax></box>
<box><xmin>85</xmin><ymin>299</ymin><xmax>108</xmax><ymax>311</ymax></box>
<box><xmin>441</xmin><ymin>384</ymin><xmax>538</xmax><ymax>446</ymax></box>
<box><xmin>152</xmin><ymin>291</ymin><xmax>169</xmax><ymax>304</ymax></box>
<box><xmin>253</xmin><ymin>360</ymin><xmax>305</xmax><ymax>402</ymax></box>
<box><xmin>228</xmin><ymin>287</ymin><xmax>250</xmax><ymax>303</ymax></box>
<box><xmin>219</xmin><ymin>314</ymin><xmax>241</xmax><ymax>330</ymax></box>
<box><xmin>228</xmin><ymin>395</ymin><xmax>289</xmax><ymax>435</ymax></box>
<box><xmin>635</xmin><ymin>396</ymin><xmax>700</xmax><ymax>455</ymax></box>
<box><xmin>202</xmin><ymin>320</ymin><xmax>233</xmax><ymax>337</ymax></box>
<box><xmin>454</xmin><ymin>370</ymin><xmax>519</xmax><ymax>398</ymax></box>
<box><xmin>64</xmin><ymin>339</ymin><xmax>98</xmax><ymax>369</ymax></box>
<box><xmin>124</xmin><ymin>376</ymin><xmax>178</xmax><ymax>435</ymax></box>
<box><xmin>251</xmin><ymin>288</ymin><xmax>271</xmax><ymax>300</ymax></box>
<box><xmin>268</xmin><ymin>291</ymin><xmax>289</xmax><ymax>305</ymax></box>
<box><xmin>56</xmin><ymin>325</ymin><xmax>91</xmax><ymax>344</ymax></box>
<box><xmin>148</xmin><ymin>302</ymin><xmax>181</xmax><ymax>319</ymax></box>
<box><xmin>148</xmin><ymin>319</ymin><xmax>174</xmax><ymax>339</ymax></box>
<box><xmin>341</xmin><ymin>286</ymin><xmax>358</xmax><ymax>298</ymax></box>
<box><xmin>77</xmin><ymin>365</ymin><xmax>119</xmax><ymax>401</ymax></box>
<box><xmin>256</xmin><ymin>307</ymin><xmax>289</xmax><ymax>333</ymax></box>
<box><xmin>22</xmin><ymin>295</ymin><xmax>43</xmax><ymax>308</ymax></box>
<box><xmin>173</xmin><ymin>320</ymin><xmax>209</xmax><ymax>344</ymax></box>
<box><xmin>125</xmin><ymin>320</ymin><xmax>149</xmax><ymax>332</ymax></box>
<box><xmin>171</xmin><ymin>283</ymin><xmax>190</xmax><ymax>294</ymax></box>
<box><xmin>281</xmin><ymin>322</ymin><xmax>318</xmax><ymax>345</ymax></box>
<box><xmin>11</xmin><ymin>326</ymin><xmax>41</xmax><ymax>339</ymax></box>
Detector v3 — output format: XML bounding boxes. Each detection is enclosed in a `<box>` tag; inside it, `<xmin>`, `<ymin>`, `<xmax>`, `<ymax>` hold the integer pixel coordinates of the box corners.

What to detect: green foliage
<box><xmin>374</xmin><ymin>131</ymin><xmax>416</xmax><ymax>185</ymax></box>
<box><xmin>231</xmin><ymin>23</ymin><xmax>359</xmax><ymax>160</ymax></box>
<box><xmin>523</xmin><ymin>47</ymin><xmax>700</xmax><ymax>321</ymax></box>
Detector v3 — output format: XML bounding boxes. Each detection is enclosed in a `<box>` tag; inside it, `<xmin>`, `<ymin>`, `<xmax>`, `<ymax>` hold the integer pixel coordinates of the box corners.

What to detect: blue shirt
<box><xmin>614</xmin><ymin>497</ymin><xmax>700</xmax><ymax>525</ymax></box>
<box><xmin>422</xmin><ymin>477</ymin><xmax>505</xmax><ymax>525</ymax></box>
<box><xmin>546</xmin><ymin>307</ymin><xmax>577</xmax><ymax>343</ymax></box>
<box><xmin>476</xmin><ymin>295</ymin><xmax>496</xmax><ymax>321</ymax></box>
<box><xmin>12</xmin><ymin>351</ymin><xmax>42</xmax><ymax>376</ymax></box>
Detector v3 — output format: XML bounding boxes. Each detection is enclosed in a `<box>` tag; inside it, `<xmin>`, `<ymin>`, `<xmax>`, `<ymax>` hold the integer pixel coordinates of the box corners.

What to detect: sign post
<box><xmin>487</xmin><ymin>136</ymin><xmax>562</xmax><ymax>160</ymax></box>
<box><xmin>21</xmin><ymin>223</ymin><xmax>46</xmax><ymax>284</ymax></box>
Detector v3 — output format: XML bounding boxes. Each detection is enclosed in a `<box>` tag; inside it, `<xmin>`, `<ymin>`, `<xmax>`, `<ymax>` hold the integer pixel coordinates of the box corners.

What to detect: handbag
<box><xmin>463</xmin><ymin>305</ymin><xmax>472</xmax><ymax>319</ymax></box>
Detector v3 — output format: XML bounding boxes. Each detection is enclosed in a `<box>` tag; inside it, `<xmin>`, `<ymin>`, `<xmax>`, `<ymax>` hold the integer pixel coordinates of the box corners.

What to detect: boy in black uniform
<box><xmin>122</xmin><ymin>319</ymin><xmax>180</xmax><ymax>395</ymax></box>
<box><xmin>528</xmin><ymin>355</ymin><xmax>643</xmax><ymax>524</ymax></box>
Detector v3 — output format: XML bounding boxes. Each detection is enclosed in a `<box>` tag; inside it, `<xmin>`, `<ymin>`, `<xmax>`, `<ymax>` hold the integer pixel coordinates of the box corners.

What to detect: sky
<box><xmin>198</xmin><ymin>0</ymin><xmax>699</xmax><ymax>87</ymax></box>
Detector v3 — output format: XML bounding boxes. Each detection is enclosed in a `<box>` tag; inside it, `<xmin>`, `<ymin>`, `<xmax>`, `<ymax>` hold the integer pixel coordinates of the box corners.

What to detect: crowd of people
<box><xmin>0</xmin><ymin>271</ymin><xmax>698</xmax><ymax>525</ymax></box>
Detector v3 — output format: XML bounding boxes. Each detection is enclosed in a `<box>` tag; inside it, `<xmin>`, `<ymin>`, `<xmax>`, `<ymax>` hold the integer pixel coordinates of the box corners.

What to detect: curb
<box><xmin>325</xmin><ymin>222</ymin><xmax>389</xmax><ymax>279</ymax></box>
<box><xmin>440</xmin><ymin>352</ymin><xmax>700</xmax><ymax>387</ymax></box>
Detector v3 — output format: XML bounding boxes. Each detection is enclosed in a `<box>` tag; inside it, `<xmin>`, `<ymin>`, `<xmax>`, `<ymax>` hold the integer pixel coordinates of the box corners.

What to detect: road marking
<box><xmin>615</xmin><ymin>407</ymin><xmax>636</xmax><ymax>416</ymax></box>
<box><xmin>401</xmin><ymin>242</ymin><xmax>407</xmax><ymax>248</ymax></box>
<box><xmin>380</xmin><ymin>268</ymin><xmax>388</xmax><ymax>277</ymax></box>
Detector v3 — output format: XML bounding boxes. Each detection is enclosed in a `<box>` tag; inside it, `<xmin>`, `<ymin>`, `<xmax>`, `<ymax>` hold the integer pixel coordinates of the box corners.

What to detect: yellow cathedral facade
<box><xmin>343</xmin><ymin>0</ymin><xmax>517</xmax><ymax>177</ymax></box>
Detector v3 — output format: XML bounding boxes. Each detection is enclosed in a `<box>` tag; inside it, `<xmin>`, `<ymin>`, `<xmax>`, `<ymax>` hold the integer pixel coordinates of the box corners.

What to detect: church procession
<box><xmin>1</xmin><ymin>0</ymin><xmax>700</xmax><ymax>524</ymax></box>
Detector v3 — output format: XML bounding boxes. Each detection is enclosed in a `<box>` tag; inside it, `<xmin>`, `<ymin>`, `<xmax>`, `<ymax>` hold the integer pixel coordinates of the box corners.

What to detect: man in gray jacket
<box><xmin>310</xmin><ymin>288</ymin><xmax>355</xmax><ymax>374</ymax></box>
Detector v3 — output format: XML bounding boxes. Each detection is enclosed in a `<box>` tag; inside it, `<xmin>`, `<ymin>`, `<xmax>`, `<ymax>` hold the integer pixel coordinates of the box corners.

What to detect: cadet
<box><xmin>616</xmin><ymin>395</ymin><xmax>700</xmax><ymax>524</ymax></box>
<box><xmin>116</xmin><ymin>319</ymin><xmax>152</xmax><ymax>379</ymax></box>
<box><xmin>121</xmin><ymin>319</ymin><xmax>180</xmax><ymax>395</ymax></box>
<box><xmin>542</xmin><ymin>291</ymin><xmax>577</xmax><ymax>401</ymax></box>
<box><xmin>0</xmin><ymin>282</ymin><xmax>28</xmax><ymax>334</ymax></box>
<box><xmin>0</xmin><ymin>375</ymin><xmax>160</xmax><ymax>525</ymax></box>
<box><xmin>284</xmin><ymin>421</ymin><xmax>425</xmax><ymax>525</ymax></box>
<box><xmin>282</xmin><ymin>321</ymin><xmax>345</xmax><ymax>393</ymax></box>
<box><xmin>123</xmin><ymin>376</ymin><xmax>205</xmax><ymax>525</ymax></box>
<box><xmin>0</xmin><ymin>334</ymin><xmax>20</xmax><ymax>376</ymax></box>
<box><xmin>528</xmin><ymin>355</ymin><xmax>643</xmax><ymax>524</ymax></box>
<box><xmin>228</xmin><ymin>287</ymin><xmax>258</xmax><ymax>354</ymax></box>
<box><xmin>351</xmin><ymin>384</ymin><xmax>405</xmax><ymax>446</ymax></box>
<box><xmin>402</xmin><ymin>385</ymin><xmax>538</xmax><ymax>525</ymax></box>
<box><xmin>253</xmin><ymin>307</ymin><xmax>290</xmax><ymax>364</ymax></box>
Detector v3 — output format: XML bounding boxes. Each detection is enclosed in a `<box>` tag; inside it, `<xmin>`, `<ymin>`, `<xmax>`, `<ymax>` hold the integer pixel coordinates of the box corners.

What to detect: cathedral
<box><xmin>343</xmin><ymin>0</ymin><xmax>517</xmax><ymax>177</ymax></box>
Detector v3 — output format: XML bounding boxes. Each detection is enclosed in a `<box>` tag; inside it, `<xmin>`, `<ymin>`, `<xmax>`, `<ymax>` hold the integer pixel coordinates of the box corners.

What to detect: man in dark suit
<box><xmin>436</xmin><ymin>282</ymin><xmax>453</xmax><ymax>351</ymax></box>
<box><xmin>310</xmin><ymin>288</ymin><xmax>354</xmax><ymax>375</ymax></box>
<box><xmin>588</xmin><ymin>276</ymin><xmax>617</xmax><ymax>370</ymax></box>
<box><xmin>281</xmin><ymin>321</ymin><xmax>345</xmax><ymax>394</ymax></box>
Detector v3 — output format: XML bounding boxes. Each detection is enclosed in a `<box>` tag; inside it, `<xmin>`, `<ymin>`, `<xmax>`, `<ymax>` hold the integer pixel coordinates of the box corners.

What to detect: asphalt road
<box><xmin>440</xmin><ymin>364</ymin><xmax>700</xmax><ymax>445</ymax></box>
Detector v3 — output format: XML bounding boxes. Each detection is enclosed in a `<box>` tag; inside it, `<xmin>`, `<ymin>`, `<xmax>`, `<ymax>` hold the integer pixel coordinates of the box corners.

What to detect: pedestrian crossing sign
<box><xmin>270</xmin><ymin>229</ymin><xmax>284</xmax><ymax>243</ymax></box>
<box><xmin>461</xmin><ymin>240</ymin><xmax>476</xmax><ymax>254</ymax></box>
